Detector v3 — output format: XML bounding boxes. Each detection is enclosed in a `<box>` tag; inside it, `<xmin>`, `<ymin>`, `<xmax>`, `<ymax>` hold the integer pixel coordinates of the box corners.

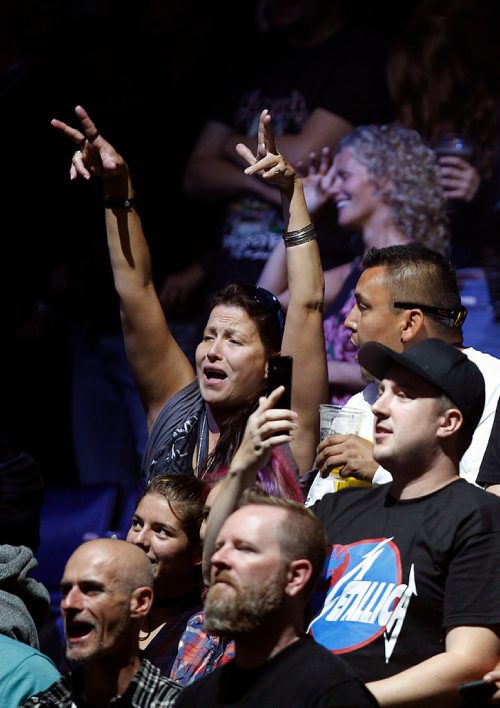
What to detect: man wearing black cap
<box><xmin>309</xmin><ymin>338</ymin><xmax>500</xmax><ymax>705</ymax></box>
<box><xmin>309</xmin><ymin>244</ymin><xmax>500</xmax><ymax>503</ymax></box>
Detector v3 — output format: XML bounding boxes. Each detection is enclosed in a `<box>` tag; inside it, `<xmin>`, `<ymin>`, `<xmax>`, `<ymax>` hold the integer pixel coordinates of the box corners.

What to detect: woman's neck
<box><xmin>139</xmin><ymin>587</ymin><xmax>200</xmax><ymax>647</ymax></box>
<box><xmin>362</xmin><ymin>209</ymin><xmax>409</xmax><ymax>252</ymax></box>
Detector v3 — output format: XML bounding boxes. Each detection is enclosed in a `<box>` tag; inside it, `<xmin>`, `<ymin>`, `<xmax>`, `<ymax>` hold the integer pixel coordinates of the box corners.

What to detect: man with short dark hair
<box><xmin>175</xmin><ymin>489</ymin><xmax>378</xmax><ymax>706</ymax></box>
<box><xmin>309</xmin><ymin>244</ymin><xmax>500</xmax><ymax>503</ymax></box>
<box><xmin>22</xmin><ymin>538</ymin><xmax>181</xmax><ymax>707</ymax></box>
<box><xmin>310</xmin><ymin>338</ymin><xmax>500</xmax><ymax>705</ymax></box>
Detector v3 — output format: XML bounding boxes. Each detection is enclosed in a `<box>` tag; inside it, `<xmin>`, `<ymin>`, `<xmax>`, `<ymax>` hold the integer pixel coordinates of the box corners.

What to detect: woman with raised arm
<box><xmin>258</xmin><ymin>123</ymin><xmax>449</xmax><ymax>404</ymax></box>
<box><xmin>51</xmin><ymin>107</ymin><xmax>327</xmax><ymax>487</ymax></box>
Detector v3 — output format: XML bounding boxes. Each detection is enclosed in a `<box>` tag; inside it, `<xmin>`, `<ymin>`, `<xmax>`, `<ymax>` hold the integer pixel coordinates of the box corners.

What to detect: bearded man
<box><xmin>175</xmin><ymin>489</ymin><xmax>377</xmax><ymax>707</ymax></box>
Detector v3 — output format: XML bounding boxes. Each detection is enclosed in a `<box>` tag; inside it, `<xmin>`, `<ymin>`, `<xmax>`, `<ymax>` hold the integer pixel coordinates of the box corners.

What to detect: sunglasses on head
<box><xmin>242</xmin><ymin>284</ymin><xmax>285</xmax><ymax>338</ymax></box>
<box><xmin>393</xmin><ymin>301</ymin><xmax>468</xmax><ymax>328</ymax></box>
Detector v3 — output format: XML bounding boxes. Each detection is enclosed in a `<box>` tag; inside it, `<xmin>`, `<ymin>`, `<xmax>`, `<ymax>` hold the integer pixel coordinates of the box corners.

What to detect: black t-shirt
<box><xmin>174</xmin><ymin>636</ymin><xmax>378</xmax><ymax>707</ymax></box>
<box><xmin>309</xmin><ymin>480</ymin><xmax>500</xmax><ymax>682</ymax></box>
<box><xmin>206</xmin><ymin>21</ymin><xmax>393</xmax><ymax>290</ymax></box>
<box><xmin>211</xmin><ymin>22</ymin><xmax>392</xmax><ymax>134</ymax></box>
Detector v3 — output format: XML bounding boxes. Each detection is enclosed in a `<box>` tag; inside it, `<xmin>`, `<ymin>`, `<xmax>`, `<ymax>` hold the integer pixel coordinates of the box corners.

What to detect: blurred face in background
<box><xmin>329</xmin><ymin>148</ymin><xmax>384</xmax><ymax>232</ymax></box>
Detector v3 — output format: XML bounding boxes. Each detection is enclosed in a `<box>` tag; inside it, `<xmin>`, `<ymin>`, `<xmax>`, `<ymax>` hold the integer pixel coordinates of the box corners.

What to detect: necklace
<box><xmin>195</xmin><ymin>411</ymin><xmax>207</xmax><ymax>477</ymax></box>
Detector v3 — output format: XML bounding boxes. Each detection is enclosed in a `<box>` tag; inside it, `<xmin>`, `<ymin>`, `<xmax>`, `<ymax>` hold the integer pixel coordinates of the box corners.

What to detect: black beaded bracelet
<box><xmin>103</xmin><ymin>194</ymin><xmax>136</xmax><ymax>209</ymax></box>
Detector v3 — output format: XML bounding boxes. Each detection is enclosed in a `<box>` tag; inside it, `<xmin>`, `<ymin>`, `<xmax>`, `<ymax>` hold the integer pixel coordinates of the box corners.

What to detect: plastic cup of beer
<box><xmin>319</xmin><ymin>403</ymin><xmax>371</xmax><ymax>491</ymax></box>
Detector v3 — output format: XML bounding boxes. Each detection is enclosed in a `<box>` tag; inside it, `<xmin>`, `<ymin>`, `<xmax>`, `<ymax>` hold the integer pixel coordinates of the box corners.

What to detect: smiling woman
<box><xmin>51</xmin><ymin>106</ymin><xmax>328</xmax><ymax>491</ymax></box>
<box><xmin>259</xmin><ymin>123</ymin><xmax>450</xmax><ymax>404</ymax></box>
<box><xmin>125</xmin><ymin>475</ymin><xmax>206</xmax><ymax>676</ymax></box>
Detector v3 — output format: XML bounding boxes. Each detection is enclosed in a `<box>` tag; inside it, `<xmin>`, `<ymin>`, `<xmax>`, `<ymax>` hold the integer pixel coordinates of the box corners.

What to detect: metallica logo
<box><xmin>308</xmin><ymin>538</ymin><xmax>417</xmax><ymax>662</ymax></box>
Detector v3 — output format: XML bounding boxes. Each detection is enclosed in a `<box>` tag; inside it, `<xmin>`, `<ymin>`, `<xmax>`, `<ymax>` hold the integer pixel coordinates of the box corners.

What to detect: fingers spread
<box><xmin>262</xmin><ymin>112</ymin><xmax>277</xmax><ymax>154</ymax></box>
<box><xmin>236</xmin><ymin>142</ymin><xmax>256</xmax><ymax>166</ymax></box>
<box><xmin>51</xmin><ymin>118</ymin><xmax>85</xmax><ymax>146</ymax></box>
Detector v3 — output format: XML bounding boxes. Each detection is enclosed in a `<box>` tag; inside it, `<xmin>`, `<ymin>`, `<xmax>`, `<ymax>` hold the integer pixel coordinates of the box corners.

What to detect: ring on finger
<box><xmin>78</xmin><ymin>131</ymin><xmax>100</xmax><ymax>151</ymax></box>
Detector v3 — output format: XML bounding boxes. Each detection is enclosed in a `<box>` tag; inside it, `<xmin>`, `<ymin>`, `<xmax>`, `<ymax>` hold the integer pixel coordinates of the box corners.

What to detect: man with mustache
<box><xmin>21</xmin><ymin>538</ymin><xmax>181</xmax><ymax>707</ymax></box>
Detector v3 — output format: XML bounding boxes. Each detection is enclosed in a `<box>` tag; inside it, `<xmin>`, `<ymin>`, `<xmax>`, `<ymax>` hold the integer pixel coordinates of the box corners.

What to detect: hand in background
<box><xmin>296</xmin><ymin>146</ymin><xmax>334</xmax><ymax>215</ymax></box>
<box><xmin>438</xmin><ymin>155</ymin><xmax>480</xmax><ymax>202</ymax></box>
<box><xmin>159</xmin><ymin>261</ymin><xmax>207</xmax><ymax>312</ymax></box>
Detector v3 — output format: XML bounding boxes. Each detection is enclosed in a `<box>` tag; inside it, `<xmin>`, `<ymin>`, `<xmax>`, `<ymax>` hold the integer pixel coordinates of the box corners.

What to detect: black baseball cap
<box><xmin>358</xmin><ymin>338</ymin><xmax>485</xmax><ymax>433</ymax></box>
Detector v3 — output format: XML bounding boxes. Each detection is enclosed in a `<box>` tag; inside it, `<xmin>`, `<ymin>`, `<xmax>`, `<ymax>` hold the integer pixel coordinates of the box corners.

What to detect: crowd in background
<box><xmin>2</xmin><ymin>1</ymin><xmax>500</xmax><ymax>703</ymax></box>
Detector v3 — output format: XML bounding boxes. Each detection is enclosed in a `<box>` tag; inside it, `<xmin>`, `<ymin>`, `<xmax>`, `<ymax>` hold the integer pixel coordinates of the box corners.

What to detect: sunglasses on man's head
<box><xmin>393</xmin><ymin>301</ymin><xmax>468</xmax><ymax>328</ymax></box>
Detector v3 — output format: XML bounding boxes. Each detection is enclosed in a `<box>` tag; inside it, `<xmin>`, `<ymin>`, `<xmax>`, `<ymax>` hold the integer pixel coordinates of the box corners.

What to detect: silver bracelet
<box><xmin>282</xmin><ymin>223</ymin><xmax>317</xmax><ymax>247</ymax></box>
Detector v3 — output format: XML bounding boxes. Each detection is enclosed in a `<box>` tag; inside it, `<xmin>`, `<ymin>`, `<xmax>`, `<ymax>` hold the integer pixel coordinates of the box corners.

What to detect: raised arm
<box><xmin>184</xmin><ymin>108</ymin><xmax>351</xmax><ymax>208</ymax></box>
<box><xmin>238</xmin><ymin>110</ymin><xmax>329</xmax><ymax>474</ymax></box>
<box><xmin>51</xmin><ymin>106</ymin><xmax>195</xmax><ymax>430</ymax></box>
<box><xmin>258</xmin><ymin>156</ymin><xmax>354</xmax><ymax>308</ymax></box>
<box><xmin>258</xmin><ymin>147</ymin><xmax>341</xmax><ymax>309</ymax></box>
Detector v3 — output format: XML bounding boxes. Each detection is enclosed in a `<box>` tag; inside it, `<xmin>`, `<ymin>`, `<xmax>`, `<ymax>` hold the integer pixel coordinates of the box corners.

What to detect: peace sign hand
<box><xmin>51</xmin><ymin>105</ymin><xmax>128</xmax><ymax>182</ymax></box>
<box><xmin>236</xmin><ymin>109</ymin><xmax>297</xmax><ymax>190</ymax></box>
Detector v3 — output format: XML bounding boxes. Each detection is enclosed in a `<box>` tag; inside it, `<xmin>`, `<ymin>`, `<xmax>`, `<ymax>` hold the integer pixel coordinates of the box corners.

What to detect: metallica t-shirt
<box><xmin>309</xmin><ymin>480</ymin><xmax>500</xmax><ymax>682</ymax></box>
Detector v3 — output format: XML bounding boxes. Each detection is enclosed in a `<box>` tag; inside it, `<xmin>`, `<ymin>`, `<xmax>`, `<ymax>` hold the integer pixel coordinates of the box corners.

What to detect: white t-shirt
<box><xmin>305</xmin><ymin>347</ymin><xmax>500</xmax><ymax>506</ymax></box>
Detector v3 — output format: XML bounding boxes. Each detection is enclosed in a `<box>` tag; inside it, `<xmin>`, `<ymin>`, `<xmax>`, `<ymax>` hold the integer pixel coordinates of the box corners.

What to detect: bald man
<box><xmin>22</xmin><ymin>538</ymin><xmax>181</xmax><ymax>707</ymax></box>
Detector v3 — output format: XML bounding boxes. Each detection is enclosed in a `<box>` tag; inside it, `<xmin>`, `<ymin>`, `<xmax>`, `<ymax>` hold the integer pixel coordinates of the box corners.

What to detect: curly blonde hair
<box><xmin>337</xmin><ymin>124</ymin><xmax>449</xmax><ymax>255</ymax></box>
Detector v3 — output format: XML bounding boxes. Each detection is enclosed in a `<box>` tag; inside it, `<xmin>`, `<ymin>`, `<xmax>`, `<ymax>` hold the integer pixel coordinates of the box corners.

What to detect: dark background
<box><xmin>1</xmin><ymin>0</ymin><xmax>498</xmax><ymax>488</ymax></box>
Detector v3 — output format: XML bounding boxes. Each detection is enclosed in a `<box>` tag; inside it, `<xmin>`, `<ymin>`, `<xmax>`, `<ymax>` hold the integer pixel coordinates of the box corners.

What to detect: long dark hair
<box><xmin>199</xmin><ymin>282</ymin><xmax>293</xmax><ymax>488</ymax></box>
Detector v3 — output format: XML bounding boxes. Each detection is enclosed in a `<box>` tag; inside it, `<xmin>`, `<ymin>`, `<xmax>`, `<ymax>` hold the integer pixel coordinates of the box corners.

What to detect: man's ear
<box><xmin>436</xmin><ymin>407</ymin><xmax>463</xmax><ymax>440</ymax></box>
<box><xmin>284</xmin><ymin>559</ymin><xmax>312</xmax><ymax>598</ymax></box>
<box><xmin>400</xmin><ymin>308</ymin><xmax>425</xmax><ymax>345</ymax></box>
<box><xmin>130</xmin><ymin>586</ymin><xmax>153</xmax><ymax>619</ymax></box>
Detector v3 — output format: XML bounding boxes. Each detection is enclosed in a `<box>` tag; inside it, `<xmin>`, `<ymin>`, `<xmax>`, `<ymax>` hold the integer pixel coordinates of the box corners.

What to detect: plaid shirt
<box><xmin>21</xmin><ymin>656</ymin><xmax>181</xmax><ymax>707</ymax></box>
<box><xmin>170</xmin><ymin>610</ymin><xmax>235</xmax><ymax>687</ymax></box>
<box><xmin>143</xmin><ymin>595</ymin><xmax>203</xmax><ymax>676</ymax></box>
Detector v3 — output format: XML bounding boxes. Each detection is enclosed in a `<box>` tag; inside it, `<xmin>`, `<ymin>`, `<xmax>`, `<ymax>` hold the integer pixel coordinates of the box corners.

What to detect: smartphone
<box><xmin>458</xmin><ymin>679</ymin><xmax>497</xmax><ymax>705</ymax></box>
<box><xmin>266</xmin><ymin>355</ymin><xmax>293</xmax><ymax>409</ymax></box>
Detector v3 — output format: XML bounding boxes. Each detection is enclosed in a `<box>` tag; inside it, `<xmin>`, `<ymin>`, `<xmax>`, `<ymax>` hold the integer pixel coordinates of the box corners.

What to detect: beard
<box><xmin>204</xmin><ymin>568</ymin><xmax>287</xmax><ymax>636</ymax></box>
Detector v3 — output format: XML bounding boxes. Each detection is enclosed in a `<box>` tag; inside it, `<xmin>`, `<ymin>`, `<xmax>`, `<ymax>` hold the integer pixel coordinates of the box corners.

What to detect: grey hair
<box><xmin>337</xmin><ymin>123</ymin><xmax>449</xmax><ymax>254</ymax></box>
